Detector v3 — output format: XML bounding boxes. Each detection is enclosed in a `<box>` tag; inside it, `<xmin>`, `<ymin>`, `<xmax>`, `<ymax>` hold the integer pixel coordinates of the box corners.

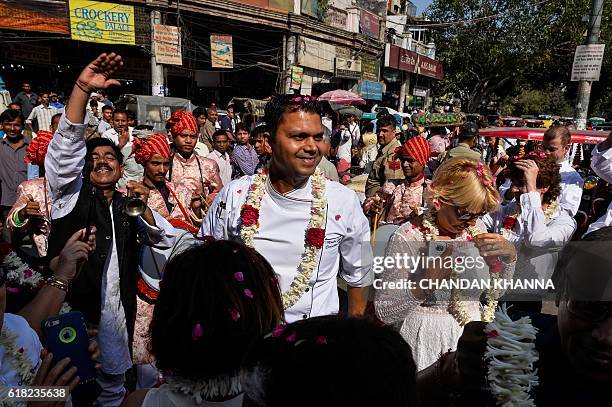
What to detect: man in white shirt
<box><xmin>26</xmin><ymin>92</ymin><xmax>57</xmax><ymax>132</ymax></box>
<box><xmin>587</xmin><ymin>131</ymin><xmax>612</xmax><ymax>234</ymax></box>
<box><xmin>206</xmin><ymin>130</ymin><xmax>232</xmax><ymax>187</ymax></box>
<box><xmin>543</xmin><ymin>126</ymin><xmax>584</xmax><ymax>216</ymax></box>
<box><xmin>45</xmin><ymin>53</ymin><xmax>176</xmax><ymax>406</ymax></box>
<box><xmin>97</xmin><ymin>105</ymin><xmax>113</xmax><ymax>134</ymax></box>
<box><xmin>102</xmin><ymin>109</ymin><xmax>143</xmax><ymax>188</ymax></box>
<box><xmin>200</xmin><ymin>94</ymin><xmax>373</xmax><ymax>323</ymax></box>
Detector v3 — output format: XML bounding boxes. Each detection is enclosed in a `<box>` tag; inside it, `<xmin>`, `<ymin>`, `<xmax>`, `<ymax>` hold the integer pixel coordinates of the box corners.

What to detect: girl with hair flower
<box><xmin>481</xmin><ymin>151</ymin><xmax>576</xmax><ymax>312</ymax></box>
<box><xmin>122</xmin><ymin>240</ymin><xmax>284</xmax><ymax>407</ymax></box>
<box><xmin>375</xmin><ymin>158</ymin><xmax>516</xmax><ymax>371</ymax></box>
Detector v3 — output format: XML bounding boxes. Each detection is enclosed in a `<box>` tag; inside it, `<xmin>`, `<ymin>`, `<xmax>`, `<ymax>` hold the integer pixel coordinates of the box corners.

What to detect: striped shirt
<box><xmin>26</xmin><ymin>104</ymin><xmax>58</xmax><ymax>131</ymax></box>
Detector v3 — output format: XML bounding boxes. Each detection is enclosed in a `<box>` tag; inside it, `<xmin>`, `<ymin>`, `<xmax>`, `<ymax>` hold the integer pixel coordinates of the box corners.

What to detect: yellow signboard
<box><xmin>69</xmin><ymin>0</ymin><xmax>135</xmax><ymax>45</ymax></box>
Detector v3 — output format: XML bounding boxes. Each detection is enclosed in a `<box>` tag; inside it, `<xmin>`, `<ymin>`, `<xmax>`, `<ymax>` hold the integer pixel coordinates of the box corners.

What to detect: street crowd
<box><xmin>0</xmin><ymin>52</ymin><xmax>611</xmax><ymax>406</ymax></box>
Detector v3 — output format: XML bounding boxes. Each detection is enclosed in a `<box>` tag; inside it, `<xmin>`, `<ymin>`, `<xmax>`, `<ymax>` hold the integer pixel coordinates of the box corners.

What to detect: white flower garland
<box><xmin>166</xmin><ymin>374</ymin><xmax>241</xmax><ymax>403</ymax></box>
<box><xmin>485</xmin><ymin>304</ymin><xmax>539</xmax><ymax>406</ymax></box>
<box><xmin>2</xmin><ymin>248</ymin><xmax>71</xmax><ymax>314</ymax></box>
<box><xmin>240</xmin><ymin>168</ymin><xmax>327</xmax><ymax>310</ymax></box>
<box><xmin>421</xmin><ymin>211</ymin><xmax>501</xmax><ymax>326</ymax></box>
<box><xmin>0</xmin><ymin>327</ymin><xmax>37</xmax><ymax>389</ymax></box>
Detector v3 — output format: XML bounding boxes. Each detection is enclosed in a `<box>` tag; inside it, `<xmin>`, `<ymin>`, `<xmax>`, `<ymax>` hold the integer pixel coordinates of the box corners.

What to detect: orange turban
<box><xmin>131</xmin><ymin>133</ymin><xmax>171</xmax><ymax>164</ymax></box>
<box><xmin>166</xmin><ymin>110</ymin><xmax>198</xmax><ymax>136</ymax></box>
<box><xmin>394</xmin><ymin>136</ymin><xmax>431</xmax><ymax>166</ymax></box>
<box><xmin>25</xmin><ymin>130</ymin><xmax>54</xmax><ymax>167</ymax></box>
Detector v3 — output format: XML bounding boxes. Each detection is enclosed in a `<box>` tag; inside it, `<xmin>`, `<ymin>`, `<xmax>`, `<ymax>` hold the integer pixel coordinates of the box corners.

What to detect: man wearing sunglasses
<box><xmin>417</xmin><ymin>226</ymin><xmax>612</xmax><ymax>405</ymax></box>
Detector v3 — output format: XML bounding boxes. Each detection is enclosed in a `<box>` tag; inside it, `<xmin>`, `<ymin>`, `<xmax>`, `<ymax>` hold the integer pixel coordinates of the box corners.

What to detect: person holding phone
<box><xmin>44</xmin><ymin>53</ymin><xmax>177</xmax><ymax>406</ymax></box>
<box><xmin>374</xmin><ymin>158</ymin><xmax>516</xmax><ymax>371</ymax></box>
<box><xmin>1</xmin><ymin>227</ymin><xmax>100</xmax><ymax>403</ymax></box>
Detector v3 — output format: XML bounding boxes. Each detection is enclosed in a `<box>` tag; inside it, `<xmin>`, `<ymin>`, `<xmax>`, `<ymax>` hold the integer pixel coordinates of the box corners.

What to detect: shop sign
<box><xmin>360</xmin><ymin>9</ymin><xmax>380</xmax><ymax>39</ymax></box>
<box><xmin>325</xmin><ymin>7</ymin><xmax>348</xmax><ymax>30</ymax></box>
<box><xmin>210</xmin><ymin>34</ymin><xmax>234</xmax><ymax>68</ymax></box>
<box><xmin>0</xmin><ymin>0</ymin><xmax>69</xmax><ymax>34</ymax></box>
<box><xmin>69</xmin><ymin>0</ymin><xmax>135</xmax><ymax>45</ymax></box>
<box><xmin>153</xmin><ymin>24</ymin><xmax>182</xmax><ymax>66</ymax></box>
<box><xmin>386</xmin><ymin>44</ymin><xmax>443</xmax><ymax>80</ymax></box>
<box><xmin>290</xmin><ymin>66</ymin><xmax>304</xmax><ymax>90</ymax></box>
<box><xmin>361</xmin><ymin>56</ymin><xmax>379</xmax><ymax>81</ymax></box>
<box><xmin>297</xmin><ymin>37</ymin><xmax>335</xmax><ymax>73</ymax></box>
<box><xmin>336</xmin><ymin>58</ymin><xmax>362</xmax><ymax>80</ymax></box>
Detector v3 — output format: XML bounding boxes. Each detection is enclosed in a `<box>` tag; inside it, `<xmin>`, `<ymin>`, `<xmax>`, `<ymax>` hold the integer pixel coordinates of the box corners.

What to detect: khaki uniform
<box><xmin>439</xmin><ymin>142</ymin><xmax>482</xmax><ymax>163</ymax></box>
<box><xmin>365</xmin><ymin>139</ymin><xmax>404</xmax><ymax>198</ymax></box>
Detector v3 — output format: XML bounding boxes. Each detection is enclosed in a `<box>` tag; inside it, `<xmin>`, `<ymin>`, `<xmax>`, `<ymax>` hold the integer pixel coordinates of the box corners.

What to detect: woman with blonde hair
<box><xmin>375</xmin><ymin>157</ymin><xmax>516</xmax><ymax>371</ymax></box>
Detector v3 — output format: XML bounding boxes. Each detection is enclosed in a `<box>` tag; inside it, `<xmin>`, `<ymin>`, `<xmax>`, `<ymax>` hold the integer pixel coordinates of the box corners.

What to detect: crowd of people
<box><xmin>0</xmin><ymin>52</ymin><xmax>611</xmax><ymax>406</ymax></box>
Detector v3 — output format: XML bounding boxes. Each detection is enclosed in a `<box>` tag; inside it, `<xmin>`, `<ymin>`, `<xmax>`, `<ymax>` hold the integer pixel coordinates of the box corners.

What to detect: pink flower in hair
<box><xmin>286</xmin><ymin>331</ymin><xmax>297</xmax><ymax>343</ymax></box>
<box><xmin>316</xmin><ymin>336</ymin><xmax>328</xmax><ymax>345</ymax></box>
<box><xmin>234</xmin><ymin>272</ymin><xmax>244</xmax><ymax>282</ymax></box>
<box><xmin>192</xmin><ymin>322</ymin><xmax>204</xmax><ymax>340</ymax></box>
<box><xmin>244</xmin><ymin>288</ymin><xmax>254</xmax><ymax>299</ymax></box>
<box><xmin>229</xmin><ymin>308</ymin><xmax>241</xmax><ymax>321</ymax></box>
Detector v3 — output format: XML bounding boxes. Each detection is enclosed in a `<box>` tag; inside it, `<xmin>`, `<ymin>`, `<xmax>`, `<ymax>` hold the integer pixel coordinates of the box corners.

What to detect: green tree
<box><xmin>428</xmin><ymin>0</ymin><xmax>611</xmax><ymax>116</ymax></box>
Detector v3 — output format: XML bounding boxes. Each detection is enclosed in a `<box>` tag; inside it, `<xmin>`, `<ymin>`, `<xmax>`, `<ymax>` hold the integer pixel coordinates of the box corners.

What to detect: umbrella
<box><xmin>318</xmin><ymin>89</ymin><xmax>366</xmax><ymax>105</ymax></box>
<box><xmin>336</xmin><ymin>106</ymin><xmax>363</xmax><ymax>118</ymax></box>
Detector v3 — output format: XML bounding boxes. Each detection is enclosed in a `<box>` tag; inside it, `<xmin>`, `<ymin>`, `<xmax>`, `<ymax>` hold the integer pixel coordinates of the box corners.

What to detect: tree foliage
<box><xmin>427</xmin><ymin>0</ymin><xmax>612</xmax><ymax>116</ymax></box>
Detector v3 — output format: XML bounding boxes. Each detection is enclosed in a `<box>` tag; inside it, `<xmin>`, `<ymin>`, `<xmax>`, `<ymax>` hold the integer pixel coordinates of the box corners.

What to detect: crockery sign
<box><xmin>69</xmin><ymin>0</ymin><xmax>135</xmax><ymax>45</ymax></box>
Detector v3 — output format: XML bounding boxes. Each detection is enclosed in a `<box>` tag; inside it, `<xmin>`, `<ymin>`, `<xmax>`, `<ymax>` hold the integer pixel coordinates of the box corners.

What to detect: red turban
<box><xmin>166</xmin><ymin>110</ymin><xmax>198</xmax><ymax>136</ymax></box>
<box><xmin>395</xmin><ymin>136</ymin><xmax>431</xmax><ymax>166</ymax></box>
<box><xmin>24</xmin><ymin>130</ymin><xmax>54</xmax><ymax>167</ymax></box>
<box><xmin>131</xmin><ymin>133</ymin><xmax>171</xmax><ymax>164</ymax></box>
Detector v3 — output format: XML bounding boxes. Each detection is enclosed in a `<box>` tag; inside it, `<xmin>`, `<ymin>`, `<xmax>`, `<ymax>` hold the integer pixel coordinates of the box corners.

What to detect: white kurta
<box><xmin>0</xmin><ymin>314</ymin><xmax>42</xmax><ymax>389</ymax></box>
<box><xmin>46</xmin><ymin>115</ymin><xmax>177</xmax><ymax>375</ymax></box>
<box><xmin>587</xmin><ymin>143</ymin><xmax>612</xmax><ymax>234</ymax></box>
<box><xmin>482</xmin><ymin>192</ymin><xmax>576</xmax><ymax>297</ymax></box>
<box><xmin>200</xmin><ymin>175</ymin><xmax>373</xmax><ymax>323</ymax></box>
<box><xmin>558</xmin><ymin>160</ymin><xmax>584</xmax><ymax>217</ymax></box>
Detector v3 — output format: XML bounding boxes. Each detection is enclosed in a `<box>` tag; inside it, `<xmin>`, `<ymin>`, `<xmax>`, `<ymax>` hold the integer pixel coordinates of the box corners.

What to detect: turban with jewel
<box><xmin>131</xmin><ymin>133</ymin><xmax>171</xmax><ymax>164</ymax></box>
<box><xmin>24</xmin><ymin>130</ymin><xmax>54</xmax><ymax>167</ymax></box>
<box><xmin>394</xmin><ymin>136</ymin><xmax>431</xmax><ymax>166</ymax></box>
<box><xmin>166</xmin><ymin>110</ymin><xmax>199</xmax><ymax>137</ymax></box>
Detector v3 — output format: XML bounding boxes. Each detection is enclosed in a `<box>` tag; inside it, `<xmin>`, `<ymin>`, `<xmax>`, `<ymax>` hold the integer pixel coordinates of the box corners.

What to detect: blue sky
<box><xmin>411</xmin><ymin>0</ymin><xmax>432</xmax><ymax>14</ymax></box>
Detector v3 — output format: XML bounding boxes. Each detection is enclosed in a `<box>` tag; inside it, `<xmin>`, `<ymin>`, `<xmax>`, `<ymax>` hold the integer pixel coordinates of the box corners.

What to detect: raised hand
<box><xmin>76</xmin><ymin>52</ymin><xmax>123</xmax><ymax>93</ymax></box>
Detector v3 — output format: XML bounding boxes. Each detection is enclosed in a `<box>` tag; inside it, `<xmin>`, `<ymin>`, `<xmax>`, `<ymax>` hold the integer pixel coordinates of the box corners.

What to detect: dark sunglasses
<box><xmin>455</xmin><ymin>207</ymin><xmax>487</xmax><ymax>221</ymax></box>
<box><xmin>567</xmin><ymin>300</ymin><xmax>612</xmax><ymax>323</ymax></box>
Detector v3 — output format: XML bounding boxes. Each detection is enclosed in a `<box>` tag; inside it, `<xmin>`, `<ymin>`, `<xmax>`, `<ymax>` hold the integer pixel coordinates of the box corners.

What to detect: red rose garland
<box><xmin>305</xmin><ymin>228</ymin><xmax>325</xmax><ymax>249</ymax></box>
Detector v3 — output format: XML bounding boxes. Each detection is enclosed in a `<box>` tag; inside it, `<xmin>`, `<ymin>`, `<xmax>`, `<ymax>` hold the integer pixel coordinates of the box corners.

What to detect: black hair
<box><xmin>212</xmin><ymin>129</ymin><xmax>228</xmax><ymax>140</ymax></box>
<box><xmin>0</xmin><ymin>108</ymin><xmax>25</xmax><ymax>124</ymax></box>
<box><xmin>8</xmin><ymin>101</ymin><xmax>21</xmax><ymax>108</ymax></box>
<box><xmin>192</xmin><ymin>107</ymin><xmax>206</xmax><ymax>118</ymax></box>
<box><xmin>126</xmin><ymin>110</ymin><xmax>136</xmax><ymax>119</ymax></box>
<box><xmin>263</xmin><ymin>94</ymin><xmax>322</xmax><ymax>140</ymax></box>
<box><xmin>150</xmin><ymin>240</ymin><xmax>284</xmax><ymax>381</ymax></box>
<box><xmin>102</xmin><ymin>105</ymin><xmax>113</xmax><ymax>113</ymax></box>
<box><xmin>553</xmin><ymin>226</ymin><xmax>612</xmax><ymax>302</ymax></box>
<box><xmin>85</xmin><ymin>138</ymin><xmax>124</xmax><ymax>165</ymax></box>
<box><xmin>236</xmin><ymin>122</ymin><xmax>250</xmax><ymax>134</ymax></box>
<box><xmin>376</xmin><ymin>114</ymin><xmax>396</xmax><ymax>130</ymax></box>
<box><xmin>112</xmin><ymin>108</ymin><xmax>128</xmax><ymax>118</ymax></box>
<box><xmin>89</xmin><ymin>100</ymin><xmax>98</xmax><ymax>108</ymax></box>
<box><xmin>241</xmin><ymin>316</ymin><xmax>417</xmax><ymax>407</ymax></box>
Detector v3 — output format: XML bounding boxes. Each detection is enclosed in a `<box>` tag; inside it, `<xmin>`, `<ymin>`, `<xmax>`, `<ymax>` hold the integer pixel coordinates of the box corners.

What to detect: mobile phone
<box><xmin>41</xmin><ymin>311</ymin><xmax>96</xmax><ymax>383</ymax></box>
<box><xmin>428</xmin><ymin>240</ymin><xmax>447</xmax><ymax>258</ymax></box>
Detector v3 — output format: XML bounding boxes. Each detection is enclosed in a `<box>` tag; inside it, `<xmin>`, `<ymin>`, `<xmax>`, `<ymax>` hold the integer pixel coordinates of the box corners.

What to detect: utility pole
<box><xmin>574</xmin><ymin>0</ymin><xmax>604</xmax><ymax>130</ymax></box>
<box><xmin>150</xmin><ymin>10</ymin><xmax>165</xmax><ymax>96</ymax></box>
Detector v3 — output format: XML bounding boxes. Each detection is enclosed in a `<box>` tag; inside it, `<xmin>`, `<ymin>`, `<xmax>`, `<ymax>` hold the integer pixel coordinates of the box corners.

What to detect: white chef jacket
<box><xmin>587</xmin><ymin>143</ymin><xmax>612</xmax><ymax>235</ymax></box>
<box><xmin>200</xmin><ymin>175</ymin><xmax>373</xmax><ymax>323</ymax></box>
<box><xmin>46</xmin><ymin>114</ymin><xmax>177</xmax><ymax>374</ymax></box>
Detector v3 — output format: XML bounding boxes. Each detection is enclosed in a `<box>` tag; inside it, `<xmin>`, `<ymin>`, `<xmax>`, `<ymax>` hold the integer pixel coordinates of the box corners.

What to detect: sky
<box><xmin>411</xmin><ymin>0</ymin><xmax>433</xmax><ymax>14</ymax></box>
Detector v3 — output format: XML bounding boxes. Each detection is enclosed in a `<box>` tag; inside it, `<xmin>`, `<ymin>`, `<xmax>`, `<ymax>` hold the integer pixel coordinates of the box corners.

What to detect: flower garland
<box><xmin>240</xmin><ymin>168</ymin><xmax>327</xmax><ymax>310</ymax></box>
<box><xmin>1</xmin><ymin>245</ymin><xmax>71</xmax><ymax>314</ymax></box>
<box><xmin>0</xmin><ymin>327</ymin><xmax>37</xmax><ymax>388</ymax></box>
<box><xmin>420</xmin><ymin>211</ymin><xmax>502</xmax><ymax>326</ymax></box>
<box><xmin>485</xmin><ymin>304</ymin><xmax>539</xmax><ymax>406</ymax></box>
<box><xmin>165</xmin><ymin>374</ymin><xmax>242</xmax><ymax>403</ymax></box>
